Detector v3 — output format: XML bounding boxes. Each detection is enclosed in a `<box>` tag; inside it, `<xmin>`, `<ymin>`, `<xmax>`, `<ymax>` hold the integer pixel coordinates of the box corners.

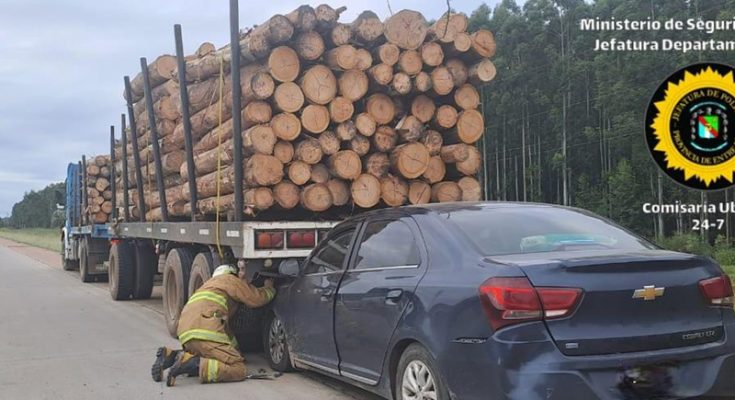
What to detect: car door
<box><xmin>334</xmin><ymin>217</ymin><xmax>426</xmax><ymax>385</ymax></box>
<box><xmin>288</xmin><ymin>225</ymin><xmax>357</xmax><ymax>374</ymax></box>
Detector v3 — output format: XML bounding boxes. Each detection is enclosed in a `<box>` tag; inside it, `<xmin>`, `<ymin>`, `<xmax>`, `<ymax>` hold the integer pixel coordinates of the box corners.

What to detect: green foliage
<box><xmin>9</xmin><ymin>182</ymin><xmax>64</xmax><ymax>229</ymax></box>
<box><xmin>657</xmin><ymin>233</ymin><xmax>713</xmax><ymax>257</ymax></box>
<box><xmin>0</xmin><ymin>228</ymin><xmax>61</xmax><ymax>252</ymax></box>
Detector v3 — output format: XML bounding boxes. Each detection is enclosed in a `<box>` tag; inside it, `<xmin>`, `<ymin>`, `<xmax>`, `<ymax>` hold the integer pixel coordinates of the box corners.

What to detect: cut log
<box><xmin>430</xmin><ymin>13</ymin><xmax>468</xmax><ymax>43</ymax></box>
<box><xmin>101</xmin><ymin>201</ymin><xmax>114</xmax><ymax>215</ymax></box>
<box><xmin>288</xmin><ymin>161</ymin><xmax>312</xmax><ymax>185</ymax></box>
<box><xmin>398</xmin><ymin>50</ymin><xmax>422</xmax><ymax>76</ymax></box>
<box><xmin>318</xmin><ymin>131</ymin><xmax>341</xmax><ymax>155</ymax></box>
<box><xmin>190</xmin><ymin>101</ymin><xmax>272</xmax><ymax>156</ymax></box>
<box><xmin>355</xmin><ymin>113</ymin><xmax>377</xmax><ymax>137</ymax></box>
<box><xmin>374</xmin><ymin>44</ymin><xmax>400</xmax><ymax>66</ymax></box>
<box><xmin>366</xmin><ymin>94</ymin><xmax>396</xmax><ymax>124</ymax></box>
<box><xmin>274</xmin><ymin>81</ymin><xmax>305</xmax><ymax>112</ymax></box>
<box><xmin>391</xmin><ymin>72</ymin><xmax>412</xmax><ymax>96</ymax></box>
<box><xmin>455</xmin><ymin>109</ymin><xmax>484</xmax><ymax>144</ymax></box>
<box><xmin>245</xmin><ymin>187</ymin><xmax>276</xmax><ymax>211</ymax></box>
<box><xmin>300</xmin><ymin>65</ymin><xmax>337</xmax><ymax>105</ymax></box>
<box><xmin>93</xmin><ymin>212</ymin><xmax>108</xmax><ymax>224</ymax></box>
<box><xmin>196</xmin><ymin>42</ymin><xmax>215</xmax><ymax>58</ymax></box>
<box><xmin>458</xmin><ymin>176</ymin><xmax>482</xmax><ymax>201</ymax></box>
<box><xmin>183</xmin><ymin>166</ymin><xmax>236</xmax><ymax>200</ymax></box>
<box><xmin>471</xmin><ymin>30</ymin><xmax>497</xmax><ymax>58</ymax></box>
<box><xmin>268</xmin><ymin>46</ymin><xmax>301</xmax><ymax>83</ymax></box>
<box><xmin>336</xmin><ymin>121</ymin><xmax>357</xmax><ymax>141</ymax></box>
<box><xmin>181</xmin><ymin>139</ymin><xmax>236</xmax><ymax>180</ymax></box>
<box><xmin>351</xmin><ymin>174</ymin><xmax>381</xmax><ymax>208</ymax></box>
<box><xmin>408</xmin><ymin>180</ymin><xmax>431</xmax><ymax>204</ymax></box>
<box><xmin>384</xmin><ymin>10</ymin><xmax>428</xmax><ymax>50</ymax></box>
<box><xmin>351</xmin><ymin>11</ymin><xmax>383</xmax><ymax>42</ymax></box>
<box><xmin>445</xmin><ymin>58</ymin><xmax>468</xmax><ymax>87</ymax></box>
<box><xmin>102</xmin><ymin>190</ymin><xmax>113</xmax><ymax>200</ymax></box>
<box><xmin>273</xmin><ymin>181</ymin><xmax>300</xmax><ymax>209</ymax></box>
<box><xmin>455</xmin><ymin>146</ymin><xmax>481</xmax><ymax>175</ymax></box>
<box><xmin>286</xmin><ymin>5</ymin><xmax>317</xmax><ymax>32</ymax></box>
<box><xmin>330</xmin><ymin>23</ymin><xmax>352</xmax><ymax>46</ymax></box>
<box><xmin>243</xmin><ymin>124</ymin><xmax>277</xmax><ymax>156</ymax></box>
<box><xmin>326</xmin><ymin>179</ymin><xmax>350</xmax><ymax>206</ymax></box>
<box><xmin>328</xmin><ymin>150</ymin><xmax>362</xmax><ymax>180</ymax></box>
<box><xmin>391</xmin><ymin>143</ymin><xmax>430</xmax><ymax>179</ymax></box>
<box><xmin>431</xmin><ymin>181</ymin><xmax>462</xmax><ymax>202</ymax></box>
<box><xmin>273</xmin><ymin>140</ymin><xmax>295</xmax><ymax>164</ymax></box>
<box><xmin>368</xmin><ymin>64</ymin><xmax>393</xmax><ymax>86</ymax></box>
<box><xmin>420</xmin><ymin>42</ymin><xmax>444</xmax><ymax>67</ymax></box>
<box><xmin>396</xmin><ymin>115</ymin><xmax>424</xmax><ymax>142</ymax></box>
<box><xmin>338</xmin><ymin>69</ymin><xmax>369</xmax><ymax>101</ymax></box>
<box><xmin>363</xmin><ymin>152</ymin><xmax>390</xmax><ymax>177</ymax></box>
<box><xmin>414</xmin><ymin>71</ymin><xmax>432</xmax><ymax>92</ymax></box>
<box><xmin>271</xmin><ymin>112</ymin><xmax>302</xmax><ymax>141</ymax></box>
<box><xmin>294</xmin><ymin>31</ymin><xmax>325</xmax><ymax>61</ymax></box>
<box><xmin>310</xmin><ymin>163</ymin><xmax>330</xmax><ymax>183</ymax></box>
<box><xmin>350</xmin><ymin>134</ymin><xmax>371</xmax><ymax>156</ymax></box>
<box><xmin>246</xmin><ymin>14</ymin><xmax>295</xmax><ymax>51</ymax></box>
<box><xmin>435</xmin><ymin>105</ymin><xmax>459</xmax><ymax>129</ymax></box>
<box><xmin>431</xmin><ymin>66</ymin><xmax>454</xmax><ymax>96</ymax></box>
<box><xmin>196</xmin><ymin>194</ymin><xmax>233</xmax><ymax>215</ymax></box>
<box><xmin>301</xmin><ymin>183</ymin><xmax>333</xmax><ymax>212</ymax></box>
<box><xmin>411</xmin><ymin>95</ymin><xmax>436</xmax><ymax>123</ymax></box>
<box><xmin>422</xmin><ymin>156</ymin><xmax>446</xmax><ymax>184</ymax></box>
<box><xmin>354</xmin><ymin>49</ymin><xmax>373</xmax><ymax>71</ymax></box>
<box><xmin>451</xmin><ymin>32</ymin><xmax>473</xmax><ymax>54</ymax></box>
<box><xmin>325</xmin><ymin>45</ymin><xmax>357</xmax><ymax>70</ymax></box>
<box><xmin>314</xmin><ymin>4</ymin><xmax>345</xmax><ymax>30</ymax></box>
<box><xmin>469</xmin><ymin>59</ymin><xmax>497</xmax><ymax>84</ymax></box>
<box><xmin>381</xmin><ymin>175</ymin><xmax>408</xmax><ymax>207</ymax></box>
<box><xmin>95</xmin><ymin>178</ymin><xmax>110</xmax><ymax>192</ymax></box>
<box><xmin>454</xmin><ymin>84</ymin><xmax>480</xmax><ymax>110</ymax></box>
<box><xmin>245</xmin><ymin>154</ymin><xmax>285</xmax><ymax>186</ymax></box>
<box><xmin>128</xmin><ymin>55</ymin><xmax>177</xmax><ymax>101</ymax></box>
<box><xmin>372</xmin><ymin>126</ymin><xmax>398</xmax><ymax>152</ymax></box>
<box><xmin>300</xmin><ymin>104</ymin><xmax>330</xmax><ymax>134</ymax></box>
<box><xmin>294</xmin><ymin>138</ymin><xmax>323</xmax><ymax>164</ymax></box>
<box><xmin>440</xmin><ymin>144</ymin><xmax>471</xmax><ymax>163</ymax></box>
<box><xmin>329</xmin><ymin>96</ymin><xmax>354</xmax><ymax>124</ymax></box>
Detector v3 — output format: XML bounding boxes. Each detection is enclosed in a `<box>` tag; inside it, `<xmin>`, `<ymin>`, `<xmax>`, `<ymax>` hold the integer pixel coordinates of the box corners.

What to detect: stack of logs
<box><xmin>85</xmin><ymin>155</ymin><xmax>114</xmax><ymax>224</ymax></box>
<box><xmin>116</xmin><ymin>5</ymin><xmax>496</xmax><ymax>221</ymax></box>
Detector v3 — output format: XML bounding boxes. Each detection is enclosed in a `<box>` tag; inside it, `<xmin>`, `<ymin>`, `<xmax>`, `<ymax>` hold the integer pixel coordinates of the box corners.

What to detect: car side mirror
<box><xmin>278</xmin><ymin>258</ymin><xmax>300</xmax><ymax>277</ymax></box>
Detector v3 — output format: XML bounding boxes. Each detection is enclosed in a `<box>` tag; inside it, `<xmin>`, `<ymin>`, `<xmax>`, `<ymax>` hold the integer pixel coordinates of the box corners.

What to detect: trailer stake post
<box><xmin>124</xmin><ymin>76</ymin><xmax>146</xmax><ymax>222</ymax></box>
<box><xmin>110</xmin><ymin>125</ymin><xmax>117</xmax><ymax>222</ymax></box>
<box><xmin>174</xmin><ymin>24</ymin><xmax>198</xmax><ymax>222</ymax></box>
<box><xmin>120</xmin><ymin>114</ymin><xmax>131</xmax><ymax>221</ymax></box>
<box><xmin>81</xmin><ymin>155</ymin><xmax>88</xmax><ymax>225</ymax></box>
<box><xmin>230</xmin><ymin>0</ymin><xmax>243</xmax><ymax>222</ymax></box>
<box><xmin>140</xmin><ymin>57</ymin><xmax>168</xmax><ymax>222</ymax></box>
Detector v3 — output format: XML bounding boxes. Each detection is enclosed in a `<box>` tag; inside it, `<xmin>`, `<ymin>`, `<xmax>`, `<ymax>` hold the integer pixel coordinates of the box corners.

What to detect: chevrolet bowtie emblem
<box><xmin>632</xmin><ymin>285</ymin><xmax>665</xmax><ymax>301</ymax></box>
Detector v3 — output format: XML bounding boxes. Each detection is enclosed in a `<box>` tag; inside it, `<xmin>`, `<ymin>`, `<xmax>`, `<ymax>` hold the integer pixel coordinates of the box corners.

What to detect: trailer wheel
<box><xmin>61</xmin><ymin>237</ymin><xmax>78</xmax><ymax>271</ymax></box>
<box><xmin>109</xmin><ymin>241</ymin><xmax>135</xmax><ymax>300</ymax></box>
<box><xmin>188</xmin><ymin>252</ymin><xmax>214</xmax><ymax>296</ymax></box>
<box><xmin>79</xmin><ymin>238</ymin><xmax>94</xmax><ymax>283</ymax></box>
<box><xmin>132</xmin><ymin>241</ymin><xmax>156</xmax><ymax>300</ymax></box>
<box><xmin>163</xmin><ymin>248</ymin><xmax>193</xmax><ymax>337</ymax></box>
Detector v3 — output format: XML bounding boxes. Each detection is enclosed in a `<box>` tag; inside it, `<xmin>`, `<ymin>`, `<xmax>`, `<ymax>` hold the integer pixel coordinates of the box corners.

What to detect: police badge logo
<box><xmin>645</xmin><ymin>63</ymin><xmax>735</xmax><ymax>190</ymax></box>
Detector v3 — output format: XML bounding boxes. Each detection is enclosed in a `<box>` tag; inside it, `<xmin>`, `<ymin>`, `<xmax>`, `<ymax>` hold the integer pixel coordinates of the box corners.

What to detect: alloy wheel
<box><xmin>269</xmin><ymin>317</ymin><xmax>286</xmax><ymax>365</ymax></box>
<box><xmin>401</xmin><ymin>360</ymin><xmax>437</xmax><ymax>400</ymax></box>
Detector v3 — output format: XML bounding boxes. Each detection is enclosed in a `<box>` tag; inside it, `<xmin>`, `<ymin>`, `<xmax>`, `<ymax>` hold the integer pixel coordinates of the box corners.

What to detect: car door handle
<box><xmin>386</xmin><ymin>289</ymin><xmax>403</xmax><ymax>302</ymax></box>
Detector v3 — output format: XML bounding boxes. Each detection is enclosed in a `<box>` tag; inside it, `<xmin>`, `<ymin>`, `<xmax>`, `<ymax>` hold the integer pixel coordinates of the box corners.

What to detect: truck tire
<box><xmin>231</xmin><ymin>306</ymin><xmax>266</xmax><ymax>352</ymax></box>
<box><xmin>61</xmin><ymin>238</ymin><xmax>78</xmax><ymax>271</ymax></box>
<box><xmin>79</xmin><ymin>238</ymin><xmax>93</xmax><ymax>283</ymax></box>
<box><xmin>132</xmin><ymin>241</ymin><xmax>156</xmax><ymax>300</ymax></box>
<box><xmin>163</xmin><ymin>248</ymin><xmax>193</xmax><ymax>337</ymax></box>
<box><xmin>109</xmin><ymin>241</ymin><xmax>135</xmax><ymax>300</ymax></box>
<box><xmin>263</xmin><ymin>313</ymin><xmax>293</xmax><ymax>372</ymax></box>
<box><xmin>188</xmin><ymin>252</ymin><xmax>214</xmax><ymax>296</ymax></box>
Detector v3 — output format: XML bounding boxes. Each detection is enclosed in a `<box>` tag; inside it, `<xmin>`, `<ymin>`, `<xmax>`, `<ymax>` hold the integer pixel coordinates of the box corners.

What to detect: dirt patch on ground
<box><xmin>0</xmin><ymin>237</ymin><xmax>62</xmax><ymax>269</ymax></box>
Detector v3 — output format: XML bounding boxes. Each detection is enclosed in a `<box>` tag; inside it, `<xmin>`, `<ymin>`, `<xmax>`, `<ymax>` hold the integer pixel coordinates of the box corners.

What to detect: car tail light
<box><xmin>255</xmin><ymin>231</ymin><xmax>284</xmax><ymax>250</ymax></box>
<box><xmin>699</xmin><ymin>275</ymin><xmax>734</xmax><ymax>306</ymax></box>
<box><xmin>479</xmin><ymin>277</ymin><xmax>582</xmax><ymax>331</ymax></box>
<box><xmin>287</xmin><ymin>230</ymin><xmax>316</xmax><ymax>248</ymax></box>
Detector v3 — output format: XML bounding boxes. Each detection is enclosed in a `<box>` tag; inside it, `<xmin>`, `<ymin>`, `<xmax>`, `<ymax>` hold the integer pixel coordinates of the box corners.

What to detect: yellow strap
<box><xmin>179</xmin><ymin>328</ymin><xmax>231</xmax><ymax>346</ymax></box>
<box><xmin>214</xmin><ymin>53</ymin><xmax>225</xmax><ymax>259</ymax></box>
<box><xmin>207</xmin><ymin>359</ymin><xmax>219</xmax><ymax>383</ymax></box>
<box><xmin>187</xmin><ymin>290</ymin><xmax>228</xmax><ymax>309</ymax></box>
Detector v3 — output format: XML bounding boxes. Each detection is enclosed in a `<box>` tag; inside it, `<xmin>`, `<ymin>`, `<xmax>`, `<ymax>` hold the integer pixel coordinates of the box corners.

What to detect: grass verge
<box><xmin>0</xmin><ymin>228</ymin><xmax>60</xmax><ymax>252</ymax></box>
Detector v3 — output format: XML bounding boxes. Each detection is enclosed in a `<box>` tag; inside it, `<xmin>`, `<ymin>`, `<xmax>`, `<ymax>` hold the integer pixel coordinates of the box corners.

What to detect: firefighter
<box><xmin>150</xmin><ymin>263</ymin><xmax>276</xmax><ymax>386</ymax></box>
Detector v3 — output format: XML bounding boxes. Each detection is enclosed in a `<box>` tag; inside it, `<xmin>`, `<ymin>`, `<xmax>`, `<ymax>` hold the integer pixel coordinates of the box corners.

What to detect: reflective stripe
<box><xmin>231</xmin><ymin>335</ymin><xmax>239</xmax><ymax>350</ymax></box>
<box><xmin>264</xmin><ymin>287</ymin><xmax>275</xmax><ymax>302</ymax></box>
<box><xmin>179</xmin><ymin>329</ymin><xmax>232</xmax><ymax>346</ymax></box>
<box><xmin>187</xmin><ymin>290</ymin><xmax>228</xmax><ymax>310</ymax></box>
<box><xmin>207</xmin><ymin>359</ymin><xmax>219</xmax><ymax>383</ymax></box>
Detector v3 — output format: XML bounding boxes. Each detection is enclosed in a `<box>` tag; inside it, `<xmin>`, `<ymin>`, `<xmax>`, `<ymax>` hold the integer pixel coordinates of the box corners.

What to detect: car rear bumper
<box><xmin>439</xmin><ymin>318</ymin><xmax>735</xmax><ymax>400</ymax></box>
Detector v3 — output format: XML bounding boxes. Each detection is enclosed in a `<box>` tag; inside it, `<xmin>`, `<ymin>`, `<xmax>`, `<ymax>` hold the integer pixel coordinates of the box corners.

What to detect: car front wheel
<box><xmin>263</xmin><ymin>313</ymin><xmax>293</xmax><ymax>372</ymax></box>
<box><xmin>396</xmin><ymin>344</ymin><xmax>449</xmax><ymax>400</ymax></box>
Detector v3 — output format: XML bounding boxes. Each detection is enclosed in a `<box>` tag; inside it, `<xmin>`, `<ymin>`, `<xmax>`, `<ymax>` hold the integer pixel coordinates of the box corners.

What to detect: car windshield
<box><xmin>439</xmin><ymin>205</ymin><xmax>656</xmax><ymax>256</ymax></box>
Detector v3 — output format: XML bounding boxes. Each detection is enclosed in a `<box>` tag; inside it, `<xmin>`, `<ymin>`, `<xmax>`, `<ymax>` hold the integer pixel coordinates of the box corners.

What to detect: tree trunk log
<box><xmin>420</xmin><ymin>42</ymin><xmax>445</xmax><ymax>67</ymax></box>
<box><xmin>245</xmin><ymin>154</ymin><xmax>285</xmax><ymax>186</ymax></box>
<box><xmin>454</xmin><ymin>84</ymin><xmax>480</xmax><ymax>110</ymax></box>
<box><xmin>372</xmin><ymin>126</ymin><xmax>398</xmax><ymax>153</ymax></box>
<box><xmin>411</xmin><ymin>95</ymin><xmax>436</xmax><ymax>123</ymax></box>
<box><xmin>338</xmin><ymin>69</ymin><xmax>369</xmax><ymax>101</ymax></box>
<box><xmin>300</xmin><ymin>65</ymin><xmax>337</xmax><ymax>105</ymax></box>
<box><xmin>391</xmin><ymin>143</ymin><xmax>430</xmax><ymax>179</ymax></box>
<box><xmin>384</xmin><ymin>10</ymin><xmax>428</xmax><ymax>50</ymax></box>
<box><xmin>325</xmin><ymin>45</ymin><xmax>357</xmax><ymax>70</ymax></box>
<box><xmin>271</xmin><ymin>112</ymin><xmax>302</xmax><ymax>141</ymax></box>
<box><xmin>329</xmin><ymin>150</ymin><xmax>362</xmax><ymax>180</ymax></box>
<box><xmin>301</xmin><ymin>104</ymin><xmax>331</xmax><ymax>134</ymax></box>
<box><xmin>381</xmin><ymin>175</ymin><xmax>408</xmax><ymax>207</ymax></box>
<box><xmin>310</xmin><ymin>163</ymin><xmax>330</xmax><ymax>183</ymax></box>
<box><xmin>414</xmin><ymin>71</ymin><xmax>433</xmax><ymax>92</ymax></box>
<box><xmin>350</xmin><ymin>134</ymin><xmax>371</xmax><ymax>156</ymax></box>
<box><xmin>330</xmin><ymin>23</ymin><xmax>352</xmax><ymax>46</ymax></box>
<box><xmin>351</xmin><ymin>11</ymin><xmax>383</xmax><ymax>43</ymax></box>
<box><xmin>434</xmin><ymin>105</ymin><xmax>459</xmax><ymax>129</ymax></box>
<box><xmin>422</xmin><ymin>156</ymin><xmax>446</xmax><ymax>184</ymax></box>
<box><xmin>391</xmin><ymin>72</ymin><xmax>412</xmax><ymax>95</ymax></box>
<box><xmin>368</xmin><ymin>64</ymin><xmax>394</xmax><ymax>86</ymax></box>
<box><xmin>318</xmin><ymin>131</ymin><xmax>341</xmax><ymax>155</ymax></box>
<box><xmin>354</xmin><ymin>49</ymin><xmax>373</xmax><ymax>71</ymax></box>
<box><xmin>301</xmin><ymin>183</ymin><xmax>333</xmax><ymax>212</ymax></box>
<box><xmin>373</xmin><ymin>44</ymin><xmax>400</xmax><ymax>66</ymax></box>
<box><xmin>295</xmin><ymin>31</ymin><xmax>325</xmax><ymax>61</ymax></box>
<box><xmin>366</xmin><ymin>94</ymin><xmax>396</xmax><ymax>124</ymax></box>
<box><xmin>273</xmin><ymin>140</ymin><xmax>295</xmax><ymax>164</ymax></box>
<box><xmin>431</xmin><ymin>181</ymin><xmax>462</xmax><ymax>202</ymax></box>
<box><xmin>471</xmin><ymin>30</ymin><xmax>497</xmax><ymax>58</ymax></box>
<box><xmin>469</xmin><ymin>59</ymin><xmax>497</xmax><ymax>84</ymax></box>
<box><xmin>355</xmin><ymin>113</ymin><xmax>377</xmax><ymax>137</ymax></box>
<box><xmin>408</xmin><ymin>180</ymin><xmax>431</xmax><ymax>204</ymax></box>
<box><xmin>363</xmin><ymin>153</ymin><xmax>390</xmax><ymax>177</ymax></box>
<box><xmin>274</xmin><ymin>81</ymin><xmax>305</xmax><ymax>112</ymax></box>
<box><xmin>294</xmin><ymin>138</ymin><xmax>323</xmax><ymax>164</ymax></box>
<box><xmin>288</xmin><ymin>160</ymin><xmax>312</xmax><ymax>185</ymax></box>
<box><xmin>329</xmin><ymin>96</ymin><xmax>354</xmax><ymax>123</ymax></box>
<box><xmin>286</xmin><ymin>5</ymin><xmax>317</xmax><ymax>32</ymax></box>
<box><xmin>431</xmin><ymin>66</ymin><xmax>454</xmax><ymax>96</ymax></box>
<box><xmin>336</xmin><ymin>121</ymin><xmax>357</xmax><ymax>141</ymax></box>
<box><xmin>430</xmin><ymin>13</ymin><xmax>468</xmax><ymax>43</ymax></box>
<box><xmin>273</xmin><ymin>181</ymin><xmax>300</xmax><ymax>209</ymax></box>
<box><xmin>351</xmin><ymin>173</ymin><xmax>381</xmax><ymax>208</ymax></box>
<box><xmin>327</xmin><ymin>179</ymin><xmax>350</xmax><ymax>206</ymax></box>
<box><xmin>458</xmin><ymin>176</ymin><xmax>482</xmax><ymax>201</ymax></box>
<box><xmin>268</xmin><ymin>46</ymin><xmax>301</xmax><ymax>83</ymax></box>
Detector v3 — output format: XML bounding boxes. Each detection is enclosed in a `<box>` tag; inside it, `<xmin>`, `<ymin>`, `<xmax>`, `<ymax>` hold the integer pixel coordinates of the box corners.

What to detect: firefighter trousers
<box><xmin>183</xmin><ymin>339</ymin><xmax>247</xmax><ymax>383</ymax></box>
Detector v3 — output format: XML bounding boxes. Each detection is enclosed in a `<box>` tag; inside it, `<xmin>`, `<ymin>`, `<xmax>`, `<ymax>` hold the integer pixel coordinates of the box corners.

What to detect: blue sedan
<box><xmin>262</xmin><ymin>202</ymin><xmax>735</xmax><ymax>399</ymax></box>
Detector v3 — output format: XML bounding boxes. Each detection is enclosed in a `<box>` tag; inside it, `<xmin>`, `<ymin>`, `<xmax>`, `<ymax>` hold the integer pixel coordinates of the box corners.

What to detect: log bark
<box><xmin>329</xmin><ymin>96</ymin><xmax>354</xmax><ymax>123</ymax></box>
<box><xmin>268</xmin><ymin>46</ymin><xmax>301</xmax><ymax>82</ymax></box>
<box><xmin>351</xmin><ymin>11</ymin><xmax>383</xmax><ymax>43</ymax></box>
<box><xmin>336</xmin><ymin>121</ymin><xmax>357</xmax><ymax>141</ymax></box>
<box><xmin>301</xmin><ymin>183</ymin><xmax>333</xmax><ymax>212</ymax></box>
<box><xmin>398</xmin><ymin>50</ymin><xmax>423</xmax><ymax>76</ymax></box>
<box><xmin>274</xmin><ymin>81</ymin><xmax>305</xmax><ymax>112</ymax></box>
<box><xmin>328</xmin><ymin>150</ymin><xmax>362</xmax><ymax>180</ymax></box>
<box><xmin>243</xmin><ymin>124</ymin><xmax>277</xmax><ymax>156</ymax></box>
<box><xmin>338</xmin><ymin>69</ymin><xmax>369</xmax><ymax>101</ymax></box>
<box><xmin>314</xmin><ymin>4</ymin><xmax>345</xmax><ymax>30</ymax></box>
<box><xmin>458</xmin><ymin>176</ymin><xmax>482</xmax><ymax>201</ymax></box>
<box><xmin>350</xmin><ymin>134</ymin><xmax>371</xmax><ymax>156</ymax></box>
<box><xmin>191</xmin><ymin>101</ymin><xmax>272</xmax><ymax>155</ymax></box>
<box><xmin>363</xmin><ymin>153</ymin><xmax>390</xmax><ymax>177</ymax></box>
<box><xmin>294</xmin><ymin>138</ymin><xmax>323</xmax><ymax>164</ymax></box>
<box><xmin>384</xmin><ymin>10</ymin><xmax>428</xmax><ymax>50</ymax></box>
<box><xmin>396</xmin><ymin>115</ymin><xmax>424</xmax><ymax>142</ymax></box>
<box><xmin>301</xmin><ymin>104</ymin><xmax>331</xmax><ymax>134</ymax></box>
<box><xmin>455</xmin><ymin>146</ymin><xmax>481</xmax><ymax>175</ymax></box>
<box><xmin>300</xmin><ymin>65</ymin><xmax>337</xmax><ymax>105</ymax></box>
<box><xmin>372</xmin><ymin>126</ymin><xmax>398</xmax><ymax>153</ymax></box>
<box><xmin>431</xmin><ymin>181</ymin><xmax>462</xmax><ymax>202</ymax></box>
<box><xmin>351</xmin><ymin>173</ymin><xmax>381</xmax><ymax>208</ymax></box>
<box><xmin>430</xmin><ymin>13</ymin><xmax>468</xmax><ymax>43</ymax></box>
<box><xmin>411</xmin><ymin>95</ymin><xmax>436</xmax><ymax>123</ymax></box>
<box><xmin>390</xmin><ymin>143</ymin><xmax>430</xmax><ymax>179</ymax></box>
<box><xmin>288</xmin><ymin>160</ymin><xmax>312</xmax><ymax>185</ymax></box>
<box><xmin>245</xmin><ymin>154</ymin><xmax>285</xmax><ymax>186</ymax></box>
<box><xmin>408</xmin><ymin>180</ymin><xmax>431</xmax><ymax>204</ymax></box>
<box><xmin>271</xmin><ymin>112</ymin><xmax>302</xmax><ymax>141</ymax></box>
<box><xmin>391</xmin><ymin>72</ymin><xmax>412</xmax><ymax>95</ymax></box>
<box><xmin>274</xmin><ymin>140</ymin><xmax>295</xmax><ymax>164</ymax></box>
<box><xmin>381</xmin><ymin>175</ymin><xmax>408</xmax><ymax>207</ymax></box>
<box><xmin>454</xmin><ymin>84</ymin><xmax>481</xmax><ymax>110</ymax></box>
<box><xmin>286</xmin><ymin>5</ymin><xmax>317</xmax><ymax>32</ymax></box>
<box><xmin>128</xmin><ymin>55</ymin><xmax>177</xmax><ymax>102</ymax></box>
<box><xmin>440</xmin><ymin>144</ymin><xmax>471</xmax><ymax>163</ymax></box>
<box><xmin>445</xmin><ymin>58</ymin><xmax>469</xmax><ymax>87</ymax></box>
<box><xmin>330</xmin><ymin>23</ymin><xmax>352</xmax><ymax>46</ymax></box>
<box><xmin>355</xmin><ymin>113</ymin><xmax>377</xmax><ymax>137</ymax></box>
<box><xmin>327</xmin><ymin>179</ymin><xmax>350</xmax><ymax>206</ymax></box>
<box><xmin>366</xmin><ymin>94</ymin><xmax>396</xmax><ymax>125</ymax></box>
<box><xmin>422</xmin><ymin>156</ymin><xmax>446</xmax><ymax>184</ymax></box>
<box><xmin>273</xmin><ymin>181</ymin><xmax>300</xmax><ymax>209</ymax></box>
<box><xmin>318</xmin><ymin>131</ymin><xmax>341</xmax><ymax>155</ymax></box>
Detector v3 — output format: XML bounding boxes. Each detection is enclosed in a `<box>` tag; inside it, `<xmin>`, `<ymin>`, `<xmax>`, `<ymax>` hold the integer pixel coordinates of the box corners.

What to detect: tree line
<box><xmin>8</xmin><ymin>182</ymin><xmax>65</xmax><ymax>229</ymax></box>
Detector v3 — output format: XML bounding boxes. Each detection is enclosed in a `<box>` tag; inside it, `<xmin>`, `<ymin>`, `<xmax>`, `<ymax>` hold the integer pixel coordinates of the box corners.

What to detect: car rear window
<box><xmin>439</xmin><ymin>206</ymin><xmax>656</xmax><ymax>256</ymax></box>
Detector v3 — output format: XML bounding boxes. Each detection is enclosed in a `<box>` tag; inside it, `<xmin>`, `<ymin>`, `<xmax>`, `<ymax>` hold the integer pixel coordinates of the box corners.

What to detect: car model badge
<box><xmin>632</xmin><ymin>285</ymin><xmax>665</xmax><ymax>301</ymax></box>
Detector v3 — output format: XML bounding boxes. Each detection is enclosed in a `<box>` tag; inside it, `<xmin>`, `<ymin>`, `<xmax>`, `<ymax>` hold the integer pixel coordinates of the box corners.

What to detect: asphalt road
<box><xmin>0</xmin><ymin>239</ymin><xmax>381</xmax><ymax>400</ymax></box>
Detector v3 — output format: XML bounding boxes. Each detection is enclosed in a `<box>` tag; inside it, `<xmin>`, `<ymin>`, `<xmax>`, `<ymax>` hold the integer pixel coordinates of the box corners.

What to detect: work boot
<box><xmin>151</xmin><ymin>346</ymin><xmax>180</xmax><ymax>382</ymax></box>
<box><xmin>166</xmin><ymin>352</ymin><xmax>200</xmax><ymax>387</ymax></box>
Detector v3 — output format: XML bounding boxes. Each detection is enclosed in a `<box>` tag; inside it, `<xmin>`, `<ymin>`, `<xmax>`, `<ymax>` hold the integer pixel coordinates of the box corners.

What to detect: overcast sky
<box><xmin>0</xmin><ymin>0</ymin><xmax>496</xmax><ymax>216</ymax></box>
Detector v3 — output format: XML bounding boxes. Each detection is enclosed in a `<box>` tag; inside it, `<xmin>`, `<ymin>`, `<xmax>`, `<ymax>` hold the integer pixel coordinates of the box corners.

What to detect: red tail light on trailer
<box><xmin>699</xmin><ymin>274</ymin><xmax>734</xmax><ymax>306</ymax></box>
<box><xmin>255</xmin><ymin>231</ymin><xmax>285</xmax><ymax>250</ymax></box>
<box><xmin>479</xmin><ymin>277</ymin><xmax>582</xmax><ymax>331</ymax></box>
<box><xmin>287</xmin><ymin>230</ymin><xmax>316</xmax><ymax>248</ymax></box>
